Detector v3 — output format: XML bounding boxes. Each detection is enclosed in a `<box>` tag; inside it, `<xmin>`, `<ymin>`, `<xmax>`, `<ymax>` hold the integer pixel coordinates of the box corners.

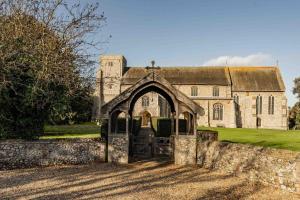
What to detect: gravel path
<box><xmin>0</xmin><ymin>159</ymin><xmax>298</xmax><ymax>200</ymax></box>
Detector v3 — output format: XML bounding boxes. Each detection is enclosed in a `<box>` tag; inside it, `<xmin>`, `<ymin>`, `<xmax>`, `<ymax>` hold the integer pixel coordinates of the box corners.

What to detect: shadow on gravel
<box><xmin>0</xmin><ymin>160</ymin><xmax>279</xmax><ymax>200</ymax></box>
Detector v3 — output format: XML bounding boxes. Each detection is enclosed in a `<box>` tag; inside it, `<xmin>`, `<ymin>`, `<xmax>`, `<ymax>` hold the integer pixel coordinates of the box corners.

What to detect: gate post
<box><xmin>174</xmin><ymin>135</ymin><xmax>197</xmax><ymax>165</ymax></box>
<box><xmin>107</xmin><ymin>112</ymin><xmax>129</xmax><ymax>164</ymax></box>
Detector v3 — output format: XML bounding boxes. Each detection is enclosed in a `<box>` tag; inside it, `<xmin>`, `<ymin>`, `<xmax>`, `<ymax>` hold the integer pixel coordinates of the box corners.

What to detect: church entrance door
<box><xmin>141</xmin><ymin>111</ymin><xmax>151</xmax><ymax>127</ymax></box>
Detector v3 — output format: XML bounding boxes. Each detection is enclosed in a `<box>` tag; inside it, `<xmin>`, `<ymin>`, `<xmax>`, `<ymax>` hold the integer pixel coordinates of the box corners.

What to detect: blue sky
<box><xmin>95</xmin><ymin>0</ymin><xmax>300</xmax><ymax>106</ymax></box>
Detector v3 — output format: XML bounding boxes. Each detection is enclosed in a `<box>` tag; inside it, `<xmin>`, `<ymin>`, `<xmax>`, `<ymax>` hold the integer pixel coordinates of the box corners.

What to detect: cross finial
<box><xmin>151</xmin><ymin>60</ymin><xmax>155</xmax><ymax>68</ymax></box>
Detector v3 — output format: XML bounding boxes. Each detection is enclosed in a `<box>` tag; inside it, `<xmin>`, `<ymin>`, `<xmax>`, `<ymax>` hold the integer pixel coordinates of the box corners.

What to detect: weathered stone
<box><xmin>0</xmin><ymin>139</ymin><xmax>105</xmax><ymax>170</ymax></box>
<box><xmin>197</xmin><ymin>140</ymin><xmax>300</xmax><ymax>193</ymax></box>
<box><xmin>174</xmin><ymin>135</ymin><xmax>197</xmax><ymax>165</ymax></box>
<box><xmin>108</xmin><ymin>134</ymin><xmax>128</xmax><ymax>164</ymax></box>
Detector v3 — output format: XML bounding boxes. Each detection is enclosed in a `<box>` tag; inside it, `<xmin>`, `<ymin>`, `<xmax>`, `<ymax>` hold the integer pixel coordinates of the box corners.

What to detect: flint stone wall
<box><xmin>0</xmin><ymin>139</ymin><xmax>105</xmax><ymax>170</ymax></box>
<box><xmin>197</xmin><ymin>140</ymin><xmax>300</xmax><ymax>193</ymax></box>
<box><xmin>174</xmin><ymin>135</ymin><xmax>197</xmax><ymax>165</ymax></box>
<box><xmin>108</xmin><ymin>134</ymin><xmax>128</xmax><ymax>164</ymax></box>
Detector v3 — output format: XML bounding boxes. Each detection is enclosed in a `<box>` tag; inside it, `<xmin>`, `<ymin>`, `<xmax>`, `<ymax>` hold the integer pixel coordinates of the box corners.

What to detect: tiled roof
<box><xmin>121</xmin><ymin>66</ymin><xmax>285</xmax><ymax>92</ymax></box>
<box><xmin>228</xmin><ymin>67</ymin><xmax>285</xmax><ymax>91</ymax></box>
<box><xmin>122</xmin><ymin>67</ymin><xmax>231</xmax><ymax>85</ymax></box>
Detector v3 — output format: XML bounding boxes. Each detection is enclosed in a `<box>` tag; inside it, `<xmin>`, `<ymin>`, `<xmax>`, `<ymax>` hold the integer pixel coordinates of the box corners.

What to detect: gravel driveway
<box><xmin>0</xmin><ymin>159</ymin><xmax>298</xmax><ymax>200</ymax></box>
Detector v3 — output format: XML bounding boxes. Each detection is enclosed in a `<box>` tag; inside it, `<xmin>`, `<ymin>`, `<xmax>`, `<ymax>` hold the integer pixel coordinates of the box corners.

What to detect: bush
<box><xmin>132</xmin><ymin>117</ymin><xmax>142</xmax><ymax>136</ymax></box>
<box><xmin>157</xmin><ymin>118</ymin><xmax>172</xmax><ymax>137</ymax></box>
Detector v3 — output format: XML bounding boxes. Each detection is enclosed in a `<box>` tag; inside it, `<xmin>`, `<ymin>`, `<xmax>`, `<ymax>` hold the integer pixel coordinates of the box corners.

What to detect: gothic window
<box><xmin>213</xmin><ymin>103</ymin><xmax>223</xmax><ymax>120</ymax></box>
<box><xmin>191</xmin><ymin>86</ymin><xmax>198</xmax><ymax>96</ymax></box>
<box><xmin>256</xmin><ymin>95</ymin><xmax>262</xmax><ymax>114</ymax></box>
<box><xmin>268</xmin><ymin>95</ymin><xmax>275</xmax><ymax>115</ymax></box>
<box><xmin>234</xmin><ymin>95</ymin><xmax>239</xmax><ymax>104</ymax></box>
<box><xmin>108</xmin><ymin>62</ymin><xmax>113</xmax><ymax>66</ymax></box>
<box><xmin>257</xmin><ymin>117</ymin><xmax>261</xmax><ymax>127</ymax></box>
<box><xmin>142</xmin><ymin>96</ymin><xmax>149</xmax><ymax>107</ymax></box>
<box><xmin>213</xmin><ymin>86</ymin><xmax>219</xmax><ymax>97</ymax></box>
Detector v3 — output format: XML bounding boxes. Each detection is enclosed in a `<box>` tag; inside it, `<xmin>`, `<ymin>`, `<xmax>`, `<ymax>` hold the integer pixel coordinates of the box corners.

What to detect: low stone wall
<box><xmin>0</xmin><ymin>139</ymin><xmax>105</xmax><ymax>170</ymax></box>
<box><xmin>197</xmin><ymin>141</ymin><xmax>300</xmax><ymax>193</ymax></box>
<box><xmin>153</xmin><ymin>137</ymin><xmax>173</xmax><ymax>156</ymax></box>
<box><xmin>197</xmin><ymin>130</ymin><xmax>218</xmax><ymax>141</ymax></box>
<box><xmin>174</xmin><ymin>135</ymin><xmax>197</xmax><ymax>165</ymax></box>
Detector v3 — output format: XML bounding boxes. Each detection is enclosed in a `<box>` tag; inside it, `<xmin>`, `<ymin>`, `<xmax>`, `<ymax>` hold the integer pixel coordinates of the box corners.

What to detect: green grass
<box><xmin>198</xmin><ymin>127</ymin><xmax>300</xmax><ymax>151</ymax></box>
<box><xmin>41</xmin><ymin>124</ymin><xmax>300</xmax><ymax>151</ymax></box>
<box><xmin>40</xmin><ymin>123</ymin><xmax>100</xmax><ymax>139</ymax></box>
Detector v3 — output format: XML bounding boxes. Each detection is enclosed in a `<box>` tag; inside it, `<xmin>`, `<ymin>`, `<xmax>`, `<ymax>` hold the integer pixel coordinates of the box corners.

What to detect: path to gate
<box><xmin>1</xmin><ymin>159</ymin><xmax>297</xmax><ymax>199</ymax></box>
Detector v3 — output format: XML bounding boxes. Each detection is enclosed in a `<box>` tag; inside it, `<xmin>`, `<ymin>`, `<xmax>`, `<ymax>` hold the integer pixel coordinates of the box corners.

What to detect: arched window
<box><xmin>268</xmin><ymin>95</ymin><xmax>275</xmax><ymax>115</ymax></box>
<box><xmin>191</xmin><ymin>86</ymin><xmax>198</xmax><ymax>96</ymax></box>
<box><xmin>142</xmin><ymin>96</ymin><xmax>149</xmax><ymax>107</ymax></box>
<box><xmin>213</xmin><ymin>86</ymin><xmax>219</xmax><ymax>97</ymax></box>
<box><xmin>234</xmin><ymin>95</ymin><xmax>239</xmax><ymax>104</ymax></box>
<box><xmin>257</xmin><ymin>117</ymin><xmax>261</xmax><ymax>127</ymax></box>
<box><xmin>256</xmin><ymin>95</ymin><xmax>262</xmax><ymax>114</ymax></box>
<box><xmin>213</xmin><ymin>103</ymin><xmax>223</xmax><ymax>120</ymax></box>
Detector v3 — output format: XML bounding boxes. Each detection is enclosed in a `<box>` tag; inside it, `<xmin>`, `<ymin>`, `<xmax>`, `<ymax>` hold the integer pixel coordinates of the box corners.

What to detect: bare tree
<box><xmin>0</xmin><ymin>0</ymin><xmax>106</xmax><ymax>138</ymax></box>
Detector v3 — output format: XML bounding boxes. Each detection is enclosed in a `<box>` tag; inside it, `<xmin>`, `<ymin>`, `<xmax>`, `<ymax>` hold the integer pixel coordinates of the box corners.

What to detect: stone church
<box><xmin>94</xmin><ymin>55</ymin><xmax>288</xmax><ymax>130</ymax></box>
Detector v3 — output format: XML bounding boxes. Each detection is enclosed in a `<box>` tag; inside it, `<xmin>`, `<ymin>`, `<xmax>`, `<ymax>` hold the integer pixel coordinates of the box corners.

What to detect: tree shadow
<box><xmin>1</xmin><ymin>160</ymin><xmax>294</xmax><ymax>200</ymax></box>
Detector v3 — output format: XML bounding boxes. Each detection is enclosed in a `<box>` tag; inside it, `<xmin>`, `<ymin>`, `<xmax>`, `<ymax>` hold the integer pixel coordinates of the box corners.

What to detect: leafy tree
<box><xmin>0</xmin><ymin>0</ymin><xmax>106</xmax><ymax>139</ymax></box>
<box><xmin>293</xmin><ymin>77</ymin><xmax>300</xmax><ymax>99</ymax></box>
<box><xmin>289</xmin><ymin>103</ymin><xmax>300</xmax><ymax>129</ymax></box>
<box><xmin>289</xmin><ymin>77</ymin><xmax>300</xmax><ymax>129</ymax></box>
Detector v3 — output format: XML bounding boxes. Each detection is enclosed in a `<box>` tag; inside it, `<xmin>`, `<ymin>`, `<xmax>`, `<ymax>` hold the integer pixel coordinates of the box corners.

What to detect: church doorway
<box><xmin>141</xmin><ymin>111</ymin><xmax>151</xmax><ymax>127</ymax></box>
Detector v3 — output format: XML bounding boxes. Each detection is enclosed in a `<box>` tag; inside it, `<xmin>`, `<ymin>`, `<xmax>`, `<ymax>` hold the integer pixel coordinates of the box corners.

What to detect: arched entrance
<box><xmin>140</xmin><ymin>111</ymin><xmax>151</xmax><ymax>127</ymax></box>
<box><xmin>101</xmin><ymin>71</ymin><xmax>203</xmax><ymax>164</ymax></box>
<box><xmin>129</xmin><ymin>86</ymin><xmax>175</xmax><ymax>160</ymax></box>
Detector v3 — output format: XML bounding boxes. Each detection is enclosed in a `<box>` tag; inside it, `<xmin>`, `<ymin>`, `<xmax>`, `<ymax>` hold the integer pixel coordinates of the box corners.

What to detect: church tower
<box><xmin>93</xmin><ymin>55</ymin><xmax>127</xmax><ymax>120</ymax></box>
<box><xmin>99</xmin><ymin>55</ymin><xmax>127</xmax><ymax>104</ymax></box>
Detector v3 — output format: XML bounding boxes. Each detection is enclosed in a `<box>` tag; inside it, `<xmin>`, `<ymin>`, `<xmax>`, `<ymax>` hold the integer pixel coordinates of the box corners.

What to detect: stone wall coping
<box><xmin>0</xmin><ymin>138</ymin><xmax>104</xmax><ymax>144</ymax></box>
<box><xmin>175</xmin><ymin>135</ymin><xmax>197</xmax><ymax>138</ymax></box>
<box><xmin>109</xmin><ymin>134</ymin><xmax>127</xmax><ymax>137</ymax></box>
<box><xmin>218</xmin><ymin>141</ymin><xmax>300</xmax><ymax>161</ymax></box>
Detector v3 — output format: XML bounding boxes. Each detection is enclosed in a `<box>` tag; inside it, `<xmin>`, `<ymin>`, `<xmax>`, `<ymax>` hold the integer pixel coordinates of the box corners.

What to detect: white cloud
<box><xmin>202</xmin><ymin>53</ymin><xmax>272</xmax><ymax>66</ymax></box>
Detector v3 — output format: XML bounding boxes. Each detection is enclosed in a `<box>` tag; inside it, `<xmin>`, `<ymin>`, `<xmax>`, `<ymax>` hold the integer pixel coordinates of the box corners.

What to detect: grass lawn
<box><xmin>198</xmin><ymin>127</ymin><xmax>300</xmax><ymax>151</ymax></box>
<box><xmin>40</xmin><ymin>123</ymin><xmax>100</xmax><ymax>139</ymax></box>
<box><xmin>41</xmin><ymin>123</ymin><xmax>300</xmax><ymax>151</ymax></box>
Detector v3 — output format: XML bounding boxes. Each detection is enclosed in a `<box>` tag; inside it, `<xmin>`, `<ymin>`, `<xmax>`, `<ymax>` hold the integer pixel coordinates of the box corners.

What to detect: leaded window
<box><xmin>268</xmin><ymin>95</ymin><xmax>275</xmax><ymax>115</ymax></box>
<box><xmin>234</xmin><ymin>95</ymin><xmax>239</xmax><ymax>104</ymax></box>
<box><xmin>213</xmin><ymin>103</ymin><xmax>223</xmax><ymax>120</ymax></box>
<box><xmin>256</xmin><ymin>95</ymin><xmax>262</xmax><ymax>114</ymax></box>
<box><xmin>142</xmin><ymin>96</ymin><xmax>149</xmax><ymax>107</ymax></box>
<box><xmin>213</xmin><ymin>86</ymin><xmax>219</xmax><ymax>97</ymax></box>
<box><xmin>191</xmin><ymin>86</ymin><xmax>198</xmax><ymax>96</ymax></box>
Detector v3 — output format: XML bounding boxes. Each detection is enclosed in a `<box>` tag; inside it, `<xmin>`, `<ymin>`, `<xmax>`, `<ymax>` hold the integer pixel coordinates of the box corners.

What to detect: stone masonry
<box><xmin>108</xmin><ymin>134</ymin><xmax>129</xmax><ymax>164</ymax></box>
<box><xmin>174</xmin><ymin>135</ymin><xmax>197</xmax><ymax>165</ymax></box>
<box><xmin>0</xmin><ymin>139</ymin><xmax>105</xmax><ymax>170</ymax></box>
<box><xmin>197</xmin><ymin>140</ymin><xmax>300</xmax><ymax>193</ymax></box>
<box><xmin>94</xmin><ymin>55</ymin><xmax>288</xmax><ymax>130</ymax></box>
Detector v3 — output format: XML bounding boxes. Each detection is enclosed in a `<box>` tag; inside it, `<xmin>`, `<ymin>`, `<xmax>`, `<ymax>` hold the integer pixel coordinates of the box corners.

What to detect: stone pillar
<box><xmin>108</xmin><ymin>116</ymin><xmax>111</xmax><ymax>135</ymax></box>
<box><xmin>170</xmin><ymin>112</ymin><xmax>174</xmax><ymax>135</ymax></box>
<box><xmin>107</xmin><ymin>111</ymin><xmax>129</xmax><ymax>164</ymax></box>
<box><xmin>186</xmin><ymin>113</ymin><xmax>191</xmax><ymax>134</ymax></box>
<box><xmin>108</xmin><ymin>134</ymin><xmax>129</xmax><ymax>164</ymax></box>
<box><xmin>193</xmin><ymin>113</ymin><xmax>197</xmax><ymax>135</ymax></box>
<box><xmin>125</xmin><ymin>112</ymin><xmax>129</xmax><ymax>136</ymax></box>
<box><xmin>176</xmin><ymin>104</ymin><xmax>179</xmax><ymax>136</ymax></box>
<box><xmin>174</xmin><ymin>135</ymin><xmax>197</xmax><ymax>165</ymax></box>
